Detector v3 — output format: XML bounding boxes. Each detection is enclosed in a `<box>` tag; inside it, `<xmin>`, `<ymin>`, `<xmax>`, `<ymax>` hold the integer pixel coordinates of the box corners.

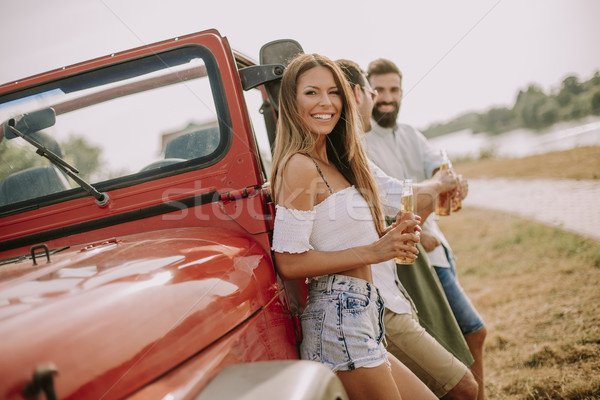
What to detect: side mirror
<box><xmin>259</xmin><ymin>39</ymin><xmax>304</xmax><ymax>113</ymax></box>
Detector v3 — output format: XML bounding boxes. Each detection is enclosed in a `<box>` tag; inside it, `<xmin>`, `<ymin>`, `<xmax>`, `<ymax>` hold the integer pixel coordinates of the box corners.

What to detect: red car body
<box><xmin>0</xmin><ymin>30</ymin><xmax>342</xmax><ymax>399</ymax></box>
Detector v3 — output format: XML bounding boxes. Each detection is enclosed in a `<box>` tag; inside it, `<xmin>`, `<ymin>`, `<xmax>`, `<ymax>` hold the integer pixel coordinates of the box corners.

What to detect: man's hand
<box><xmin>420</xmin><ymin>230</ymin><xmax>441</xmax><ymax>252</ymax></box>
<box><xmin>431</xmin><ymin>169</ymin><xmax>458</xmax><ymax>194</ymax></box>
<box><xmin>457</xmin><ymin>175</ymin><xmax>469</xmax><ymax>201</ymax></box>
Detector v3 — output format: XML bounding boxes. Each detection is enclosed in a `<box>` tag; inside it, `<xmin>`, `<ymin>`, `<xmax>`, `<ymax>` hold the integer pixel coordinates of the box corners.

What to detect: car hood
<box><xmin>0</xmin><ymin>227</ymin><xmax>279</xmax><ymax>400</ymax></box>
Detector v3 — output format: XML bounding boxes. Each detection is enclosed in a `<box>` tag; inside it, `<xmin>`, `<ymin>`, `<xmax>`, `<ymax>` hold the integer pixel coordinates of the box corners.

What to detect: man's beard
<box><xmin>372</xmin><ymin>102</ymin><xmax>400</xmax><ymax>128</ymax></box>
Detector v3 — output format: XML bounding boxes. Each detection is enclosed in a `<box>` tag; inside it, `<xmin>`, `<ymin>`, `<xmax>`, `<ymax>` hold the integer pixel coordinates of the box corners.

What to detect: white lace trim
<box><xmin>271</xmin><ymin>205</ymin><xmax>315</xmax><ymax>254</ymax></box>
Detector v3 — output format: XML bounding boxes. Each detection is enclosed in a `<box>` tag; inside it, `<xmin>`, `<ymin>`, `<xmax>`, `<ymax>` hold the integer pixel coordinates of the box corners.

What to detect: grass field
<box><xmin>437</xmin><ymin>146</ymin><xmax>600</xmax><ymax>399</ymax></box>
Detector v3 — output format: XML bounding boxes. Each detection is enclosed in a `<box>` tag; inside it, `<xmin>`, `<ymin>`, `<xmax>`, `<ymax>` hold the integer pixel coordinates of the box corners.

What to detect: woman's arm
<box><xmin>274</xmin><ymin>155</ymin><xmax>420</xmax><ymax>280</ymax></box>
<box><xmin>275</xmin><ymin>218</ymin><xmax>421</xmax><ymax>280</ymax></box>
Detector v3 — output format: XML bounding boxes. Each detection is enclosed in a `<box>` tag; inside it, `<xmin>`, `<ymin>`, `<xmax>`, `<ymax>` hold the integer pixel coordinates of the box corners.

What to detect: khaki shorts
<box><xmin>383</xmin><ymin>308</ymin><xmax>467</xmax><ymax>397</ymax></box>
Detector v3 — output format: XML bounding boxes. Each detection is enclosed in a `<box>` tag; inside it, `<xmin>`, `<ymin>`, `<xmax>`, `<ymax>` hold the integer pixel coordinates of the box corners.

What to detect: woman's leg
<box><xmin>337</xmin><ymin>363</ymin><xmax>402</xmax><ymax>400</ymax></box>
<box><xmin>336</xmin><ymin>354</ymin><xmax>437</xmax><ymax>400</ymax></box>
<box><xmin>388</xmin><ymin>353</ymin><xmax>438</xmax><ymax>400</ymax></box>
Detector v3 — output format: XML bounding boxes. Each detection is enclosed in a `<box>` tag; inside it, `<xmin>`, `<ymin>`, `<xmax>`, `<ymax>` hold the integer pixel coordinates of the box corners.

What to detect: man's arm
<box><xmin>368</xmin><ymin>160</ymin><xmax>457</xmax><ymax>222</ymax></box>
<box><xmin>413</xmin><ymin>171</ymin><xmax>456</xmax><ymax>221</ymax></box>
<box><xmin>420</xmin><ymin>230</ymin><xmax>442</xmax><ymax>252</ymax></box>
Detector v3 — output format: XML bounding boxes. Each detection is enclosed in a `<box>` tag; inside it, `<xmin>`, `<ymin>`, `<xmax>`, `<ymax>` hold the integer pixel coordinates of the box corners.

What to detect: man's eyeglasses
<box><xmin>362</xmin><ymin>87</ymin><xmax>378</xmax><ymax>101</ymax></box>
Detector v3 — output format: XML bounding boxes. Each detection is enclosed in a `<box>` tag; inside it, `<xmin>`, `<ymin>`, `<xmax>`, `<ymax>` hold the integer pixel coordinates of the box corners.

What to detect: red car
<box><xmin>0</xmin><ymin>29</ymin><xmax>347</xmax><ymax>400</ymax></box>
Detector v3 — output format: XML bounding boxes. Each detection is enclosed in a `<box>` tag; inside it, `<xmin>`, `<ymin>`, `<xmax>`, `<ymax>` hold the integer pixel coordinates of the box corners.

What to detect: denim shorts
<box><xmin>434</xmin><ymin>260</ymin><xmax>484</xmax><ymax>336</ymax></box>
<box><xmin>300</xmin><ymin>274</ymin><xmax>388</xmax><ymax>372</ymax></box>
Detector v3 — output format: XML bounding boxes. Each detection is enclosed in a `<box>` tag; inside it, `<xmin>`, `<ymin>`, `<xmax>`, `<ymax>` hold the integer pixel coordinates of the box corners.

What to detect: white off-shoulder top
<box><xmin>271</xmin><ymin>186</ymin><xmax>379</xmax><ymax>254</ymax></box>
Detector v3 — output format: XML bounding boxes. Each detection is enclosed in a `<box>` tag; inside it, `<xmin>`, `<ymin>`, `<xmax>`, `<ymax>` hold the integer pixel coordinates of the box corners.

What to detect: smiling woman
<box><xmin>268</xmin><ymin>53</ymin><xmax>436</xmax><ymax>399</ymax></box>
<box><xmin>295</xmin><ymin>66</ymin><xmax>342</xmax><ymax>136</ymax></box>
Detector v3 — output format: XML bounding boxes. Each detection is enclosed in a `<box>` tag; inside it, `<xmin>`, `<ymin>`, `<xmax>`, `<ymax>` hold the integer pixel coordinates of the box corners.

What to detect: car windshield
<box><xmin>0</xmin><ymin>46</ymin><xmax>228</xmax><ymax>209</ymax></box>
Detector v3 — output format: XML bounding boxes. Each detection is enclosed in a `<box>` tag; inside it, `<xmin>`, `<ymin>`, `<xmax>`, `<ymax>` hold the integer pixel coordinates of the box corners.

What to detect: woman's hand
<box><xmin>383</xmin><ymin>211</ymin><xmax>422</xmax><ymax>233</ymax></box>
<box><xmin>395</xmin><ymin>210</ymin><xmax>422</xmax><ymax>227</ymax></box>
<box><xmin>372</xmin><ymin>213</ymin><xmax>421</xmax><ymax>264</ymax></box>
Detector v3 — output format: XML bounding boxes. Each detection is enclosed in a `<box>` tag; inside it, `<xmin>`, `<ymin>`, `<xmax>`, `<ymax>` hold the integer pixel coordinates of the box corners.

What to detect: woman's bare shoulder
<box><xmin>284</xmin><ymin>153</ymin><xmax>320</xmax><ymax>179</ymax></box>
<box><xmin>287</xmin><ymin>153</ymin><xmax>317</xmax><ymax>170</ymax></box>
<box><xmin>279</xmin><ymin>153</ymin><xmax>320</xmax><ymax>209</ymax></box>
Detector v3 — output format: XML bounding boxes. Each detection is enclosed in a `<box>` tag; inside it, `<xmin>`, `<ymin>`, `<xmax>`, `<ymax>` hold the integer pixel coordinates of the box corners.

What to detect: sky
<box><xmin>1</xmin><ymin>0</ymin><xmax>599</xmax><ymax>130</ymax></box>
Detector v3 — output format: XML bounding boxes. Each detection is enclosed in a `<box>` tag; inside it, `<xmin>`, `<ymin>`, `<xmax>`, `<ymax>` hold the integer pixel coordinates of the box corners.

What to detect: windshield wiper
<box><xmin>2</xmin><ymin>108</ymin><xmax>110</xmax><ymax>206</ymax></box>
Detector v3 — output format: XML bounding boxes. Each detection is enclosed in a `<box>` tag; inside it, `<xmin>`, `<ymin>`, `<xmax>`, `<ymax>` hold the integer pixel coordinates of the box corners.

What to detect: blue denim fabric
<box><xmin>434</xmin><ymin>259</ymin><xmax>485</xmax><ymax>336</ymax></box>
<box><xmin>300</xmin><ymin>274</ymin><xmax>388</xmax><ymax>372</ymax></box>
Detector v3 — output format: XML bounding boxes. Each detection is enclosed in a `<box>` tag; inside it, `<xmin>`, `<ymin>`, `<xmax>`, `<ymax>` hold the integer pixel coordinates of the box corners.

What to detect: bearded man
<box><xmin>365</xmin><ymin>58</ymin><xmax>488</xmax><ymax>400</ymax></box>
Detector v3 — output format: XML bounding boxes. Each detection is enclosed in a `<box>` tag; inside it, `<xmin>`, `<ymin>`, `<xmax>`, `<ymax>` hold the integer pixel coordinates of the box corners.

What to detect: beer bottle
<box><xmin>395</xmin><ymin>179</ymin><xmax>416</xmax><ymax>265</ymax></box>
<box><xmin>449</xmin><ymin>153</ymin><xmax>462</xmax><ymax>212</ymax></box>
<box><xmin>435</xmin><ymin>149</ymin><xmax>453</xmax><ymax>216</ymax></box>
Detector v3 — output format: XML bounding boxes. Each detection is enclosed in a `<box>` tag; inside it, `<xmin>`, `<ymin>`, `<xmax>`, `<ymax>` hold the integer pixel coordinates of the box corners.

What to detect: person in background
<box><xmin>270</xmin><ymin>53</ymin><xmax>437</xmax><ymax>399</ymax></box>
<box><xmin>337</xmin><ymin>58</ymin><xmax>478</xmax><ymax>400</ymax></box>
<box><xmin>365</xmin><ymin>57</ymin><xmax>487</xmax><ymax>400</ymax></box>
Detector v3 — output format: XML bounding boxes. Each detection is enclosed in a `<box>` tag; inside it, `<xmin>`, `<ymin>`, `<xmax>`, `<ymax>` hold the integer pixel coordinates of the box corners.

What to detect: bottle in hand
<box><xmin>435</xmin><ymin>149</ymin><xmax>454</xmax><ymax>216</ymax></box>
<box><xmin>395</xmin><ymin>179</ymin><xmax>417</xmax><ymax>265</ymax></box>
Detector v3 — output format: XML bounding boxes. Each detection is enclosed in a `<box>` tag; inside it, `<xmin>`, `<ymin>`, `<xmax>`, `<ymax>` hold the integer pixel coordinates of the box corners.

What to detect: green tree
<box><xmin>479</xmin><ymin>107</ymin><xmax>516</xmax><ymax>134</ymax></box>
<box><xmin>0</xmin><ymin>140</ymin><xmax>46</xmax><ymax>181</ymax></box>
<box><xmin>513</xmin><ymin>84</ymin><xmax>549</xmax><ymax>129</ymax></box>
<box><xmin>62</xmin><ymin>135</ymin><xmax>102</xmax><ymax>181</ymax></box>
<box><xmin>421</xmin><ymin>70</ymin><xmax>600</xmax><ymax>137</ymax></box>
<box><xmin>556</xmin><ymin>90</ymin><xmax>571</xmax><ymax>106</ymax></box>
<box><xmin>539</xmin><ymin>101</ymin><xmax>559</xmax><ymax>126</ymax></box>
<box><xmin>561</xmin><ymin>75</ymin><xmax>582</xmax><ymax>95</ymax></box>
<box><xmin>422</xmin><ymin>112</ymin><xmax>480</xmax><ymax>138</ymax></box>
<box><xmin>591</xmin><ymin>71</ymin><xmax>600</xmax><ymax>87</ymax></box>
<box><xmin>568</xmin><ymin>98</ymin><xmax>586</xmax><ymax>119</ymax></box>
<box><xmin>0</xmin><ymin>134</ymin><xmax>102</xmax><ymax>182</ymax></box>
<box><xmin>591</xmin><ymin>90</ymin><xmax>600</xmax><ymax>115</ymax></box>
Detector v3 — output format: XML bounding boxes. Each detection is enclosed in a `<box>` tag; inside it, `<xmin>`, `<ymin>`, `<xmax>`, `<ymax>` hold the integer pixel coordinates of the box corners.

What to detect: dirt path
<box><xmin>465</xmin><ymin>178</ymin><xmax>600</xmax><ymax>242</ymax></box>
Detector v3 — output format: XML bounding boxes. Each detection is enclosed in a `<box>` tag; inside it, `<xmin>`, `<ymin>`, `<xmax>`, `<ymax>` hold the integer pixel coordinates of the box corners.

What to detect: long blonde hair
<box><xmin>270</xmin><ymin>53</ymin><xmax>385</xmax><ymax>237</ymax></box>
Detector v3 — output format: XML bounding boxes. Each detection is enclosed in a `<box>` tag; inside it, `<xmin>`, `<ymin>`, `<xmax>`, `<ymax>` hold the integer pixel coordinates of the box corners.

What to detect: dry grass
<box><xmin>437</xmin><ymin>146</ymin><xmax>600</xmax><ymax>399</ymax></box>
<box><xmin>454</xmin><ymin>146</ymin><xmax>600</xmax><ymax>180</ymax></box>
